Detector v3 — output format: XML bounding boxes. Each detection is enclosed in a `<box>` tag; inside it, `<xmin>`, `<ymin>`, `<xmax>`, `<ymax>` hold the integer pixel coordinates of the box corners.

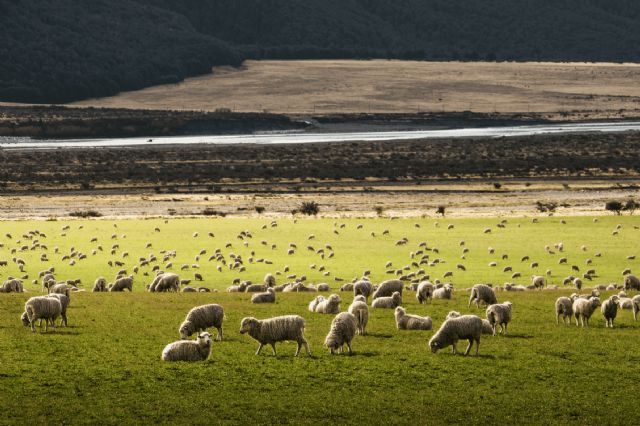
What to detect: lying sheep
<box><xmin>624</xmin><ymin>274</ymin><xmax>640</xmax><ymax>291</ymax></box>
<box><xmin>308</xmin><ymin>295</ymin><xmax>325</xmax><ymax>312</ymax></box>
<box><xmin>371</xmin><ymin>291</ymin><xmax>402</xmax><ymax>309</ymax></box>
<box><xmin>555</xmin><ymin>296</ymin><xmax>575</xmax><ymax>326</ymax></box>
<box><xmin>372</xmin><ymin>279</ymin><xmax>403</xmax><ymax>299</ymax></box>
<box><xmin>47</xmin><ymin>293</ymin><xmax>69</xmax><ymax>327</ymax></box>
<box><xmin>161</xmin><ymin>332</ymin><xmax>213</xmax><ymax>362</ymax></box>
<box><xmin>429</xmin><ymin>315</ymin><xmax>483</xmax><ymax>356</ymax></box>
<box><xmin>316</xmin><ymin>283</ymin><xmax>330</xmax><ymax>292</ymax></box>
<box><xmin>446</xmin><ymin>311</ymin><xmax>493</xmax><ymax>335</ymax></box>
<box><xmin>313</xmin><ymin>294</ymin><xmax>341</xmax><ymax>314</ymax></box>
<box><xmin>468</xmin><ymin>284</ymin><xmax>497</xmax><ymax>308</ymax></box>
<box><xmin>416</xmin><ymin>281</ymin><xmax>434</xmax><ymax>304</ymax></box>
<box><xmin>110</xmin><ymin>276</ymin><xmax>133</xmax><ymax>292</ymax></box>
<box><xmin>339</xmin><ymin>283</ymin><xmax>354</xmax><ymax>292</ymax></box>
<box><xmin>348</xmin><ymin>295</ymin><xmax>369</xmax><ymax>336</ymax></box>
<box><xmin>92</xmin><ymin>277</ymin><xmax>107</xmax><ymax>292</ymax></box>
<box><xmin>245</xmin><ymin>284</ymin><xmax>268</xmax><ymax>293</ymax></box>
<box><xmin>486</xmin><ymin>302</ymin><xmax>512</xmax><ymax>335</ymax></box>
<box><xmin>394</xmin><ymin>307</ymin><xmax>432</xmax><ymax>330</ymax></box>
<box><xmin>601</xmin><ymin>295</ymin><xmax>620</xmax><ymax>328</ymax></box>
<box><xmin>22</xmin><ymin>296</ymin><xmax>62</xmax><ymax>332</ymax></box>
<box><xmin>573</xmin><ymin>297</ymin><xmax>601</xmax><ymax>327</ymax></box>
<box><xmin>179</xmin><ymin>304</ymin><xmax>224</xmax><ymax>340</ymax></box>
<box><xmin>353</xmin><ymin>280</ymin><xmax>373</xmax><ymax>301</ymax></box>
<box><xmin>239</xmin><ymin>315</ymin><xmax>311</xmax><ymax>356</ymax></box>
<box><xmin>251</xmin><ymin>288</ymin><xmax>276</xmax><ymax>304</ymax></box>
<box><xmin>324</xmin><ymin>312</ymin><xmax>357</xmax><ymax>354</ymax></box>
<box><xmin>433</xmin><ymin>284</ymin><xmax>453</xmax><ymax>300</ymax></box>
<box><xmin>0</xmin><ymin>278</ymin><xmax>23</xmax><ymax>293</ymax></box>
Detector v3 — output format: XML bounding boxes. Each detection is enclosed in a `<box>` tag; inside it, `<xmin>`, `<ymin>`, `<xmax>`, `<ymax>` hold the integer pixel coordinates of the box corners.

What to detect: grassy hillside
<box><xmin>1</xmin><ymin>216</ymin><xmax>639</xmax><ymax>424</ymax></box>
<box><xmin>3</xmin><ymin>0</ymin><xmax>640</xmax><ymax>103</ymax></box>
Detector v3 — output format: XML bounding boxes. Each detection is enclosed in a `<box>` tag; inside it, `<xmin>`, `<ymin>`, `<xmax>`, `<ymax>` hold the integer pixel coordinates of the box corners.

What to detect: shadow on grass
<box><xmin>365</xmin><ymin>332</ymin><xmax>393</xmax><ymax>339</ymax></box>
<box><xmin>501</xmin><ymin>333</ymin><xmax>535</xmax><ymax>339</ymax></box>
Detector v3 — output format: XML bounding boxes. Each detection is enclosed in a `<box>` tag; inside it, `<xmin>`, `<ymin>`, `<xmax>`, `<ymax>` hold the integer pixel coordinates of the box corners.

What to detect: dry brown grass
<box><xmin>72</xmin><ymin>60</ymin><xmax>640</xmax><ymax>116</ymax></box>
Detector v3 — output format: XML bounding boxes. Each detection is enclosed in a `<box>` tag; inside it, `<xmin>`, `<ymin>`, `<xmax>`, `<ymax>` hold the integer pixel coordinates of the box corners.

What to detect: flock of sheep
<box><xmin>5</xmin><ymin>218</ymin><xmax>640</xmax><ymax>361</ymax></box>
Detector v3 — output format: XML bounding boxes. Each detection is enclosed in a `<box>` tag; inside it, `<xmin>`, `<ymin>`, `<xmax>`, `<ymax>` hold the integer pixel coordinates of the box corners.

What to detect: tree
<box><xmin>624</xmin><ymin>199</ymin><xmax>638</xmax><ymax>215</ymax></box>
<box><xmin>299</xmin><ymin>201</ymin><xmax>319</xmax><ymax>216</ymax></box>
<box><xmin>436</xmin><ymin>206</ymin><xmax>446</xmax><ymax>217</ymax></box>
<box><xmin>535</xmin><ymin>201</ymin><xmax>557</xmax><ymax>213</ymax></box>
<box><xmin>605</xmin><ymin>201</ymin><xmax>623</xmax><ymax>215</ymax></box>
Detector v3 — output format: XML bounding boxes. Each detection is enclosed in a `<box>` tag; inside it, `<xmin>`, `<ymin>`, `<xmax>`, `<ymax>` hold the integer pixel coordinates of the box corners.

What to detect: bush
<box><xmin>374</xmin><ymin>206</ymin><xmax>384</xmax><ymax>216</ymax></box>
<box><xmin>201</xmin><ymin>208</ymin><xmax>226</xmax><ymax>217</ymax></box>
<box><xmin>436</xmin><ymin>206</ymin><xmax>446</xmax><ymax>217</ymax></box>
<box><xmin>255</xmin><ymin>206</ymin><xmax>265</xmax><ymax>214</ymax></box>
<box><xmin>69</xmin><ymin>210</ymin><xmax>102</xmax><ymax>218</ymax></box>
<box><xmin>624</xmin><ymin>199</ymin><xmax>638</xmax><ymax>215</ymax></box>
<box><xmin>299</xmin><ymin>201</ymin><xmax>319</xmax><ymax>216</ymax></box>
<box><xmin>535</xmin><ymin>201</ymin><xmax>557</xmax><ymax>213</ymax></box>
<box><xmin>605</xmin><ymin>201</ymin><xmax>623</xmax><ymax>215</ymax></box>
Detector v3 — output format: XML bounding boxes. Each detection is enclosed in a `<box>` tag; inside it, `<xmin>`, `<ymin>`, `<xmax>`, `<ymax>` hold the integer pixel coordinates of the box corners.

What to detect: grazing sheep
<box><xmin>314</xmin><ymin>294</ymin><xmax>341</xmax><ymax>314</ymax></box>
<box><xmin>239</xmin><ymin>315</ymin><xmax>311</xmax><ymax>356</ymax></box>
<box><xmin>486</xmin><ymin>302</ymin><xmax>513</xmax><ymax>335</ymax></box>
<box><xmin>264</xmin><ymin>273</ymin><xmax>276</xmax><ymax>287</ymax></box>
<box><xmin>468</xmin><ymin>284</ymin><xmax>497</xmax><ymax>308</ymax></box>
<box><xmin>573</xmin><ymin>297</ymin><xmax>602</xmax><ymax>327</ymax></box>
<box><xmin>22</xmin><ymin>296</ymin><xmax>62</xmax><ymax>332</ymax></box>
<box><xmin>433</xmin><ymin>284</ymin><xmax>454</xmax><ymax>300</ymax></box>
<box><xmin>161</xmin><ymin>332</ymin><xmax>212</xmax><ymax>362</ymax></box>
<box><xmin>0</xmin><ymin>278</ymin><xmax>23</xmax><ymax>293</ymax></box>
<box><xmin>49</xmin><ymin>283</ymin><xmax>72</xmax><ymax>298</ymax></box>
<box><xmin>348</xmin><ymin>295</ymin><xmax>369</xmax><ymax>336</ymax></box>
<box><xmin>324</xmin><ymin>312</ymin><xmax>357</xmax><ymax>354</ymax></box>
<box><xmin>446</xmin><ymin>311</ymin><xmax>493</xmax><ymax>335</ymax></box>
<box><xmin>179</xmin><ymin>304</ymin><xmax>224</xmax><ymax>340</ymax></box>
<box><xmin>251</xmin><ymin>288</ymin><xmax>276</xmax><ymax>304</ymax></box>
<box><xmin>601</xmin><ymin>295</ymin><xmax>620</xmax><ymax>328</ymax></box>
<box><xmin>429</xmin><ymin>315</ymin><xmax>483</xmax><ymax>356</ymax></box>
<box><xmin>47</xmin><ymin>293</ymin><xmax>69</xmax><ymax>327</ymax></box>
<box><xmin>353</xmin><ymin>280</ymin><xmax>373</xmax><ymax>301</ymax></box>
<box><xmin>93</xmin><ymin>277</ymin><xmax>107</xmax><ymax>292</ymax></box>
<box><xmin>573</xmin><ymin>278</ymin><xmax>583</xmax><ymax>290</ymax></box>
<box><xmin>110</xmin><ymin>276</ymin><xmax>133</xmax><ymax>292</ymax></box>
<box><xmin>532</xmin><ymin>275</ymin><xmax>545</xmax><ymax>290</ymax></box>
<box><xmin>416</xmin><ymin>281</ymin><xmax>434</xmax><ymax>304</ymax></box>
<box><xmin>394</xmin><ymin>307</ymin><xmax>432</xmax><ymax>330</ymax></box>
<box><xmin>316</xmin><ymin>283</ymin><xmax>330</xmax><ymax>292</ymax></box>
<box><xmin>624</xmin><ymin>274</ymin><xmax>640</xmax><ymax>291</ymax></box>
<box><xmin>372</xmin><ymin>279</ymin><xmax>403</xmax><ymax>299</ymax></box>
<box><xmin>339</xmin><ymin>283</ymin><xmax>354</xmax><ymax>292</ymax></box>
<box><xmin>152</xmin><ymin>273</ymin><xmax>180</xmax><ymax>292</ymax></box>
<box><xmin>632</xmin><ymin>295</ymin><xmax>640</xmax><ymax>321</ymax></box>
<box><xmin>371</xmin><ymin>291</ymin><xmax>402</xmax><ymax>309</ymax></box>
<box><xmin>555</xmin><ymin>296</ymin><xmax>575</xmax><ymax>326</ymax></box>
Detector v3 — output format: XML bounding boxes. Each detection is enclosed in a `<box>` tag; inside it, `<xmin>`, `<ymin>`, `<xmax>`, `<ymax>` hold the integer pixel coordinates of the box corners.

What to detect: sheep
<box><xmin>573</xmin><ymin>278</ymin><xmax>583</xmax><ymax>290</ymax></box>
<box><xmin>468</xmin><ymin>284</ymin><xmax>497</xmax><ymax>308</ymax></box>
<box><xmin>49</xmin><ymin>283</ymin><xmax>72</xmax><ymax>298</ymax></box>
<box><xmin>161</xmin><ymin>332</ymin><xmax>212</xmax><ymax>362</ymax></box>
<box><xmin>22</xmin><ymin>296</ymin><xmax>62</xmax><ymax>332</ymax></box>
<box><xmin>239</xmin><ymin>315</ymin><xmax>311</xmax><ymax>356</ymax></box>
<box><xmin>394</xmin><ymin>307</ymin><xmax>432</xmax><ymax>330</ymax></box>
<box><xmin>348</xmin><ymin>295</ymin><xmax>369</xmax><ymax>336</ymax></box>
<box><xmin>0</xmin><ymin>278</ymin><xmax>23</xmax><ymax>293</ymax></box>
<box><xmin>429</xmin><ymin>315</ymin><xmax>483</xmax><ymax>356</ymax></box>
<box><xmin>353</xmin><ymin>280</ymin><xmax>373</xmax><ymax>301</ymax></box>
<box><xmin>601</xmin><ymin>295</ymin><xmax>620</xmax><ymax>328</ymax></box>
<box><xmin>151</xmin><ymin>273</ymin><xmax>179</xmax><ymax>292</ymax></box>
<box><xmin>93</xmin><ymin>277</ymin><xmax>107</xmax><ymax>292</ymax></box>
<box><xmin>316</xmin><ymin>283</ymin><xmax>330</xmax><ymax>292</ymax></box>
<box><xmin>110</xmin><ymin>276</ymin><xmax>133</xmax><ymax>292</ymax></box>
<box><xmin>532</xmin><ymin>275</ymin><xmax>545</xmax><ymax>290</ymax></box>
<box><xmin>245</xmin><ymin>284</ymin><xmax>268</xmax><ymax>293</ymax></box>
<box><xmin>227</xmin><ymin>282</ymin><xmax>248</xmax><ymax>292</ymax></box>
<box><xmin>340</xmin><ymin>283</ymin><xmax>354</xmax><ymax>292</ymax></box>
<box><xmin>572</xmin><ymin>297</ymin><xmax>601</xmax><ymax>327</ymax></box>
<box><xmin>433</xmin><ymin>284</ymin><xmax>453</xmax><ymax>300</ymax></box>
<box><xmin>324</xmin><ymin>312</ymin><xmax>357</xmax><ymax>354</ymax></box>
<box><xmin>446</xmin><ymin>311</ymin><xmax>493</xmax><ymax>335</ymax></box>
<box><xmin>308</xmin><ymin>295</ymin><xmax>325</xmax><ymax>312</ymax></box>
<box><xmin>372</xmin><ymin>279</ymin><xmax>403</xmax><ymax>299</ymax></box>
<box><xmin>179</xmin><ymin>304</ymin><xmax>224</xmax><ymax>340</ymax></box>
<box><xmin>47</xmin><ymin>293</ymin><xmax>69</xmax><ymax>327</ymax></box>
<box><xmin>251</xmin><ymin>288</ymin><xmax>276</xmax><ymax>304</ymax></box>
<box><xmin>633</xmin><ymin>295</ymin><xmax>640</xmax><ymax>321</ymax></box>
<box><xmin>486</xmin><ymin>302</ymin><xmax>512</xmax><ymax>335</ymax></box>
<box><xmin>371</xmin><ymin>291</ymin><xmax>402</xmax><ymax>309</ymax></box>
<box><xmin>555</xmin><ymin>296</ymin><xmax>575</xmax><ymax>326</ymax></box>
<box><xmin>624</xmin><ymin>274</ymin><xmax>640</xmax><ymax>291</ymax></box>
<box><xmin>416</xmin><ymin>281</ymin><xmax>434</xmax><ymax>304</ymax></box>
<box><xmin>314</xmin><ymin>294</ymin><xmax>341</xmax><ymax>314</ymax></box>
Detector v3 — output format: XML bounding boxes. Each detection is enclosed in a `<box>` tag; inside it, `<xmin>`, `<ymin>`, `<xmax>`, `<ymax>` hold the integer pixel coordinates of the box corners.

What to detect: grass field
<box><xmin>1</xmin><ymin>216</ymin><xmax>640</xmax><ymax>424</ymax></box>
<box><xmin>72</xmin><ymin>60</ymin><xmax>640</xmax><ymax>118</ymax></box>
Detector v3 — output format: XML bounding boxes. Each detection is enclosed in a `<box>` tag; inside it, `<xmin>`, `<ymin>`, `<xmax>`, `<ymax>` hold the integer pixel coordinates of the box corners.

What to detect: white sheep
<box><xmin>532</xmin><ymin>275</ymin><xmax>545</xmax><ymax>290</ymax></box>
<box><xmin>239</xmin><ymin>315</ymin><xmax>311</xmax><ymax>356</ymax></box>
<box><xmin>429</xmin><ymin>315</ymin><xmax>483</xmax><ymax>356</ymax></box>
<box><xmin>161</xmin><ymin>332</ymin><xmax>213</xmax><ymax>362</ymax></box>
<box><xmin>632</xmin><ymin>295</ymin><xmax>640</xmax><ymax>321</ymax></box>
<box><xmin>371</xmin><ymin>291</ymin><xmax>402</xmax><ymax>309</ymax></box>
<box><xmin>324</xmin><ymin>312</ymin><xmax>357</xmax><ymax>354</ymax></box>
<box><xmin>555</xmin><ymin>296</ymin><xmax>575</xmax><ymax>326</ymax></box>
<box><xmin>92</xmin><ymin>277</ymin><xmax>107</xmax><ymax>292</ymax></box>
<box><xmin>308</xmin><ymin>295</ymin><xmax>325</xmax><ymax>312</ymax></box>
<box><xmin>601</xmin><ymin>295</ymin><xmax>620</xmax><ymax>328</ymax></box>
<box><xmin>47</xmin><ymin>293</ymin><xmax>69</xmax><ymax>327</ymax></box>
<box><xmin>348</xmin><ymin>295</ymin><xmax>369</xmax><ymax>335</ymax></box>
<box><xmin>372</xmin><ymin>279</ymin><xmax>403</xmax><ymax>299</ymax></box>
<box><xmin>394</xmin><ymin>307</ymin><xmax>432</xmax><ymax>330</ymax></box>
<box><xmin>0</xmin><ymin>278</ymin><xmax>23</xmax><ymax>293</ymax></box>
<box><xmin>446</xmin><ymin>311</ymin><xmax>493</xmax><ymax>335</ymax></box>
<box><xmin>110</xmin><ymin>276</ymin><xmax>133</xmax><ymax>292</ymax></box>
<box><xmin>179</xmin><ymin>304</ymin><xmax>224</xmax><ymax>340</ymax></box>
<box><xmin>433</xmin><ymin>284</ymin><xmax>453</xmax><ymax>300</ymax></box>
<box><xmin>353</xmin><ymin>280</ymin><xmax>373</xmax><ymax>301</ymax></box>
<box><xmin>486</xmin><ymin>301</ymin><xmax>512</xmax><ymax>335</ymax></box>
<box><xmin>22</xmin><ymin>296</ymin><xmax>62</xmax><ymax>332</ymax></box>
<box><xmin>572</xmin><ymin>297</ymin><xmax>601</xmax><ymax>327</ymax></box>
<box><xmin>314</xmin><ymin>294</ymin><xmax>341</xmax><ymax>314</ymax></box>
<box><xmin>264</xmin><ymin>273</ymin><xmax>276</xmax><ymax>287</ymax></box>
<box><xmin>416</xmin><ymin>281</ymin><xmax>434</xmax><ymax>304</ymax></box>
<box><xmin>468</xmin><ymin>284</ymin><xmax>497</xmax><ymax>308</ymax></box>
<box><xmin>251</xmin><ymin>288</ymin><xmax>276</xmax><ymax>304</ymax></box>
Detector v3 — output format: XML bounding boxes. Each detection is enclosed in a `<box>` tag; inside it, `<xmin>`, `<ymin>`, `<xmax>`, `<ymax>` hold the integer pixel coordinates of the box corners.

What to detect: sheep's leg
<box><xmin>475</xmin><ymin>339</ymin><xmax>480</xmax><ymax>356</ymax></box>
<box><xmin>30</xmin><ymin>319</ymin><xmax>36</xmax><ymax>333</ymax></box>
<box><xmin>634</xmin><ymin>306</ymin><xmax>638</xmax><ymax>321</ymax></box>
<box><xmin>464</xmin><ymin>339</ymin><xmax>473</xmax><ymax>356</ymax></box>
<box><xmin>556</xmin><ymin>313</ymin><xmax>560</xmax><ymax>325</ymax></box>
<box><xmin>255</xmin><ymin>343</ymin><xmax>264</xmax><ymax>355</ymax></box>
<box><xmin>346</xmin><ymin>341</ymin><xmax>353</xmax><ymax>355</ymax></box>
<box><xmin>452</xmin><ymin>340</ymin><xmax>458</xmax><ymax>354</ymax></box>
<box><xmin>270</xmin><ymin>343</ymin><xmax>277</xmax><ymax>356</ymax></box>
<box><xmin>217</xmin><ymin>327</ymin><xmax>223</xmax><ymax>341</ymax></box>
<box><xmin>492</xmin><ymin>324</ymin><xmax>497</xmax><ymax>336</ymax></box>
<box><xmin>575</xmin><ymin>314</ymin><xmax>580</xmax><ymax>327</ymax></box>
<box><xmin>302</xmin><ymin>338</ymin><xmax>311</xmax><ymax>356</ymax></box>
<box><xmin>503</xmin><ymin>323</ymin><xmax>507</xmax><ymax>335</ymax></box>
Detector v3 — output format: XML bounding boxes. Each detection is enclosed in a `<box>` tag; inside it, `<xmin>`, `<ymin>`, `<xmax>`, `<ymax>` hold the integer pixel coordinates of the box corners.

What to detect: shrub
<box><xmin>606</xmin><ymin>201</ymin><xmax>623</xmax><ymax>215</ymax></box>
<box><xmin>624</xmin><ymin>199</ymin><xmax>638</xmax><ymax>215</ymax></box>
<box><xmin>69</xmin><ymin>210</ymin><xmax>102</xmax><ymax>218</ymax></box>
<box><xmin>255</xmin><ymin>206</ymin><xmax>266</xmax><ymax>214</ymax></box>
<box><xmin>436</xmin><ymin>206</ymin><xmax>446</xmax><ymax>217</ymax></box>
<box><xmin>374</xmin><ymin>206</ymin><xmax>384</xmax><ymax>216</ymax></box>
<box><xmin>535</xmin><ymin>201</ymin><xmax>557</xmax><ymax>213</ymax></box>
<box><xmin>201</xmin><ymin>208</ymin><xmax>226</xmax><ymax>217</ymax></box>
<box><xmin>299</xmin><ymin>201</ymin><xmax>319</xmax><ymax>216</ymax></box>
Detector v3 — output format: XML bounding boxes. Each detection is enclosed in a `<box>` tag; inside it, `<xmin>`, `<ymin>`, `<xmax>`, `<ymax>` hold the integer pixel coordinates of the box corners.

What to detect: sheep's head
<box><xmin>590</xmin><ymin>297</ymin><xmax>602</xmax><ymax>308</ymax></box>
<box><xmin>392</xmin><ymin>292</ymin><xmax>402</xmax><ymax>304</ymax></box>
<box><xmin>446</xmin><ymin>311</ymin><xmax>461</xmax><ymax>320</ymax></box>
<box><xmin>239</xmin><ymin>317</ymin><xmax>258</xmax><ymax>334</ymax></box>
<box><xmin>353</xmin><ymin>295</ymin><xmax>366</xmax><ymax>303</ymax></box>
<box><xmin>394</xmin><ymin>306</ymin><xmax>405</xmax><ymax>318</ymax></box>
<box><xmin>179</xmin><ymin>321</ymin><xmax>194</xmax><ymax>339</ymax></box>
<box><xmin>197</xmin><ymin>332</ymin><xmax>212</xmax><ymax>346</ymax></box>
<box><xmin>21</xmin><ymin>311</ymin><xmax>30</xmax><ymax>326</ymax></box>
<box><xmin>428</xmin><ymin>336</ymin><xmax>441</xmax><ymax>353</ymax></box>
<box><xmin>329</xmin><ymin>294</ymin><xmax>341</xmax><ymax>304</ymax></box>
<box><xmin>611</xmin><ymin>295</ymin><xmax>620</xmax><ymax>304</ymax></box>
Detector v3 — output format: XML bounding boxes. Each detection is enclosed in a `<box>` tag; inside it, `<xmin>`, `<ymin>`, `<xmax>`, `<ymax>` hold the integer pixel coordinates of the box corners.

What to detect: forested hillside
<box><xmin>2</xmin><ymin>0</ymin><xmax>640</xmax><ymax>103</ymax></box>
